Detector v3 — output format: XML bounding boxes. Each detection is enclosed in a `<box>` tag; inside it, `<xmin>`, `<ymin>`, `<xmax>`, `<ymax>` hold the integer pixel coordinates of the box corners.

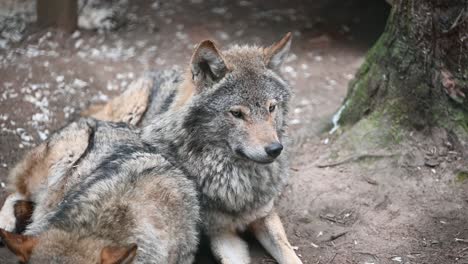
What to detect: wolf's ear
<box><xmin>264</xmin><ymin>32</ymin><xmax>292</xmax><ymax>71</ymax></box>
<box><xmin>190</xmin><ymin>40</ymin><xmax>228</xmax><ymax>90</ymax></box>
<box><xmin>101</xmin><ymin>244</ymin><xmax>138</xmax><ymax>264</ymax></box>
<box><xmin>0</xmin><ymin>228</ymin><xmax>38</xmax><ymax>263</ymax></box>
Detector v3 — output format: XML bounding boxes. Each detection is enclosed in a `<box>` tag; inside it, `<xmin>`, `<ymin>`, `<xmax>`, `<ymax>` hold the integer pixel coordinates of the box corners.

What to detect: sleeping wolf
<box><xmin>0</xmin><ymin>118</ymin><xmax>199</xmax><ymax>264</ymax></box>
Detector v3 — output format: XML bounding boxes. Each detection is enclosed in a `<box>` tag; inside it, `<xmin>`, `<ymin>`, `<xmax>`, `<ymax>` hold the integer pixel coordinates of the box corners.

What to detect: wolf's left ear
<box><xmin>190</xmin><ymin>40</ymin><xmax>228</xmax><ymax>90</ymax></box>
<box><xmin>0</xmin><ymin>228</ymin><xmax>38</xmax><ymax>263</ymax></box>
<box><xmin>264</xmin><ymin>32</ymin><xmax>292</xmax><ymax>71</ymax></box>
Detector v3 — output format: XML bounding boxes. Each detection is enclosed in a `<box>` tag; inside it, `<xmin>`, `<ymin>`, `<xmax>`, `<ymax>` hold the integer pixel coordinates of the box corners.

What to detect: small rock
<box><xmin>75</xmin><ymin>39</ymin><xmax>83</xmax><ymax>49</ymax></box>
<box><xmin>290</xmin><ymin>119</ymin><xmax>300</xmax><ymax>125</ymax></box>
<box><xmin>424</xmin><ymin>158</ymin><xmax>440</xmax><ymax>167</ymax></box>
<box><xmin>211</xmin><ymin>7</ymin><xmax>227</xmax><ymax>15</ymax></box>
<box><xmin>73</xmin><ymin>79</ymin><xmax>88</xmax><ymax>88</ymax></box>
<box><xmin>71</xmin><ymin>31</ymin><xmax>81</xmax><ymax>39</ymax></box>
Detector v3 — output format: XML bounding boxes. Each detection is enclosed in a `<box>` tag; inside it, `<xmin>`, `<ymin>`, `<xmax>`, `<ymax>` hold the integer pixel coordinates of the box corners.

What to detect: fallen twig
<box><xmin>320</xmin><ymin>214</ymin><xmax>339</xmax><ymax>224</ymax></box>
<box><xmin>455</xmin><ymin>238</ymin><xmax>468</xmax><ymax>244</ymax></box>
<box><xmin>327</xmin><ymin>253</ymin><xmax>338</xmax><ymax>264</ymax></box>
<box><xmin>457</xmin><ymin>247</ymin><xmax>468</xmax><ymax>255</ymax></box>
<box><xmin>356</xmin><ymin>251</ymin><xmax>379</xmax><ymax>258</ymax></box>
<box><xmin>316</xmin><ymin>153</ymin><xmax>398</xmax><ymax>168</ymax></box>
<box><xmin>362</xmin><ymin>176</ymin><xmax>378</xmax><ymax>185</ymax></box>
<box><xmin>443</xmin><ymin>7</ymin><xmax>466</xmax><ymax>33</ymax></box>
<box><xmin>326</xmin><ymin>231</ymin><xmax>348</xmax><ymax>242</ymax></box>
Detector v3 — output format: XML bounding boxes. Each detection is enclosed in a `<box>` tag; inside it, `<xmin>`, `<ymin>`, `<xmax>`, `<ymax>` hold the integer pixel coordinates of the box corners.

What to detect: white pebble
<box><xmin>290</xmin><ymin>119</ymin><xmax>301</xmax><ymax>125</ymax></box>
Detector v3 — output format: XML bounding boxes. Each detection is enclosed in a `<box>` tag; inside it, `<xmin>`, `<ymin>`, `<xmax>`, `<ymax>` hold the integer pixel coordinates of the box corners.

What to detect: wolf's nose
<box><xmin>265</xmin><ymin>143</ymin><xmax>283</xmax><ymax>158</ymax></box>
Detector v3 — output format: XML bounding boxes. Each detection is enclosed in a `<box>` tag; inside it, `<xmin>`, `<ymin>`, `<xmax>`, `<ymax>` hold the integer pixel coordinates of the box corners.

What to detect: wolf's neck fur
<box><xmin>142</xmin><ymin>103</ymin><xmax>288</xmax><ymax>215</ymax></box>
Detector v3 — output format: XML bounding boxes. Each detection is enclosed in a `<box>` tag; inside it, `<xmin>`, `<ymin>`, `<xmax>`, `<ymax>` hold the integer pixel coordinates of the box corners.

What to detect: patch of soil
<box><xmin>2</xmin><ymin>1</ymin><xmax>467</xmax><ymax>264</ymax></box>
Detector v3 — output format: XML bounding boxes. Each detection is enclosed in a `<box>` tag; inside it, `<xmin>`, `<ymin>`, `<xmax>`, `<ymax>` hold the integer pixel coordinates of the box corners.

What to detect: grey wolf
<box><xmin>0</xmin><ymin>118</ymin><xmax>200</xmax><ymax>263</ymax></box>
<box><xmin>137</xmin><ymin>33</ymin><xmax>302</xmax><ymax>264</ymax></box>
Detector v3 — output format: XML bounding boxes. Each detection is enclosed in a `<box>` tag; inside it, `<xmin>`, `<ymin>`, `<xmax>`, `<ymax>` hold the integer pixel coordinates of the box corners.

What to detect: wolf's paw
<box><xmin>0</xmin><ymin>211</ymin><xmax>15</xmax><ymax>232</ymax></box>
<box><xmin>284</xmin><ymin>255</ymin><xmax>303</xmax><ymax>264</ymax></box>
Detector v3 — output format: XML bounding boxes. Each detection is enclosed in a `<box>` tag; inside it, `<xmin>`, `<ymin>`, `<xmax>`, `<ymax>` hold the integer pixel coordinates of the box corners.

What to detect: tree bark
<box><xmin>337</xmin><ymin>0</ymin><xmax>468</xmax><ymax>136</ymax></box>
<box><xmin>37</xmin><ymin>0</ymin><xmax>77</xmax><ymax>33</ymax></box>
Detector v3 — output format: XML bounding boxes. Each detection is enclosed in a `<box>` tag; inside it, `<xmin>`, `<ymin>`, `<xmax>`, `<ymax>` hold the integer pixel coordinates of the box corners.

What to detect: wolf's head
<box><xmin>0</xmin><ymin>228</ymin><xmax>137</xmax><ymax>264</ymax></box>
<box><xmin>183</xmin><ymin>33</ymin><xmax>292</xmax><ymax>164</ymax></box>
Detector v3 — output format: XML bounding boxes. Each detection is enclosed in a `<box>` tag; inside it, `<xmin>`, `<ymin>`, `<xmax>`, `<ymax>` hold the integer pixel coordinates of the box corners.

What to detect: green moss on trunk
<box><xmin>336</xmin><ymin>0</ymin><xmax>468</xmax><ymax>141</ymax></box>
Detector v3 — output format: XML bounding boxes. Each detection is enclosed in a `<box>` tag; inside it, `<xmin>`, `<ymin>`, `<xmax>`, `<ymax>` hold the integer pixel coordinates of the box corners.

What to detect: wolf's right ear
<box><xmin>0</xmin><ymin>228</ymin><xmax>38</xmax><ymax>263</ymax></box>
<box><xmin>264</xmin><ymin>32</ymin><xmax>292</xmax><ymax>71</ymax></box>
<box><xmin>101</xmin><ymin>244</ymin><xmax>138</xmax><ymax>264</ymax></box>
<box><xmin>190</xmin><ymin>40</ymin><xmax>228</xmax><ymax>90</ymax></box>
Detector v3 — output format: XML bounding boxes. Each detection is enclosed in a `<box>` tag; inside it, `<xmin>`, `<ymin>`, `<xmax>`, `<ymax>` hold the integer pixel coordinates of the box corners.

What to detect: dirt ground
<box><xmin>1</xmin><ymin>0</ymin><xmax>468</xmax><ymax>263</ymax></box>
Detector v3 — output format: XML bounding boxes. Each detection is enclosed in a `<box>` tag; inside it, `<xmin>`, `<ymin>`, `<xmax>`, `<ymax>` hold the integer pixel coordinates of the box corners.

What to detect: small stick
<box><xmin>319</xmin><ymin>214</ymin><xmax>338</xmax><ymax>223</ymax></box>
<box><xmin>317</xmin><ymin>153</ymin><xmax>397</xmax><ymax>168</ymax></box>
<box><xmin>326</xmin><ymin>231</ymin><xmax>348</xmax><ymax>242</ymax></box>
<box><xmin>455</xmin><ymin>238</ymin><xmax>468</xmax><ymax>244</ymax></box>
<box><xmin>327</xmin><ymin>253</ymin><xmax>338</xmax><ymax>264</ymax></box>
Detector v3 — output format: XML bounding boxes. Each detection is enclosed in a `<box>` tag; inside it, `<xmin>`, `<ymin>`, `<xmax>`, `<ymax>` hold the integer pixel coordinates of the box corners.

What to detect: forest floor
<box><xmin>1</xmin><ymin>0</ymin><xmax>468</xmax><ymax>263</ymax></box>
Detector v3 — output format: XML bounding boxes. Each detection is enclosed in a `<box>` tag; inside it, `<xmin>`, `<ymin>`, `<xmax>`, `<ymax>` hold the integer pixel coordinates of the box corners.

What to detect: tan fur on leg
<box><xmin>81</xmin><ymin>77</ymin><xmax>152</xmax><ymax>125</ymax></box>
<box><xmin>250</xmin><ymin>210</ymin><xmax>303</xmax><ymax>264</ymax></box>
<box><xmin>210</xmin><ymin>231</ymin><xmax>250</xmax><ymax>264</ymax></box>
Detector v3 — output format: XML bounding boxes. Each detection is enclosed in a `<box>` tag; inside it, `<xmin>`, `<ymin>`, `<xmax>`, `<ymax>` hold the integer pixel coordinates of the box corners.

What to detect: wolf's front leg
<box><xmin>210</xmin><ymin>231</ymin><xmax>251</xmax><ymax>264</ymax></box>
<box><xmin>0</xmin><ymin>193</ymin><xmax>25</xmax><ymax>232</ymax></box>
<box><xmin>250</xmin><ymin>210</ymin><xmax>303</xmax><ymax>264</ymax></box>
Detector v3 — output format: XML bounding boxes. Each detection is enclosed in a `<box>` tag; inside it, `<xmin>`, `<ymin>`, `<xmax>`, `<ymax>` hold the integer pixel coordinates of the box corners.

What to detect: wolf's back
<box><xmin>140</xmin><ymin>69</ymin><xmax>183</xmax><ymax>126</ymax></box>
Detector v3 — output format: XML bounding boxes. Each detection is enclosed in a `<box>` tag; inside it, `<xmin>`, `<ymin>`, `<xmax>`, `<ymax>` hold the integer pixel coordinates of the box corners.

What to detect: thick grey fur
<box><xmin>24</xmin><ymin>119</ymin><xmax>200</xmax><ymax>264</ymax></box>
<box><xmin>141</xmin><ymin>44</ymin><xmax>292</xmax><ymax>236</ymax></box>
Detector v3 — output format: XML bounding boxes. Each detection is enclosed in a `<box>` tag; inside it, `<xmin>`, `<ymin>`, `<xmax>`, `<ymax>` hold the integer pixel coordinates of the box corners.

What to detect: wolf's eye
<box><xmin>269</xmin><ymin>105</ymin><xmax>276</xmax><ymax>113</ymax></box>
<box><xmin>230</xmin><ymin>110</ymin><xmax>243</xmax><ymax>119</ymax></box>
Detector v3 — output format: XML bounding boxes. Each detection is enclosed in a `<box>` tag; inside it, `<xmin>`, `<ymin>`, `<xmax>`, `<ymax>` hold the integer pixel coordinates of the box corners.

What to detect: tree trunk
<box><xmin>37</xmin><ymin>0</ymin><xmax>77</xmax><ymax>33</ymax></box>
<box><xmin>336</xmin><ymin>0</ymin><xmax>467</xmax><ymax>139</ymax></box>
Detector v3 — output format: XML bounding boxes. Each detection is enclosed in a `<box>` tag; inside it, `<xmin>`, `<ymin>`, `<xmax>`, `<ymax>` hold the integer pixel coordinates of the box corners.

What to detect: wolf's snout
<box><xmin>264</xmin><ymin>142</ymin><xmax>283</xmax><ymax>158</ymax></box>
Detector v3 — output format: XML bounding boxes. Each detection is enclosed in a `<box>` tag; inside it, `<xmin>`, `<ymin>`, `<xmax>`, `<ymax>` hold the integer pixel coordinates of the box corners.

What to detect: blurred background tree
<box><xmin>37</xmin><ymin>0</ymin><xmax>77</xmax><ymax>32</ymax></box>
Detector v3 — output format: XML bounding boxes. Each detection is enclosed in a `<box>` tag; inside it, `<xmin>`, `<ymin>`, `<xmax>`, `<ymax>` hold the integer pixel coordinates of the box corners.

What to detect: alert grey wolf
<box><xmin>0</xmin><ymin>118</ymin><xmax>200</xmax><ymax>264</ymax></box>
<box><xmin>123</xmin><ymin>33</ymin><xmax>301</xmax><ymax>263</ymax></box>
<box><xmin>141</xmin><ymin>32</ymin><xmax>302</xmax><ymax>264</ymax></box>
